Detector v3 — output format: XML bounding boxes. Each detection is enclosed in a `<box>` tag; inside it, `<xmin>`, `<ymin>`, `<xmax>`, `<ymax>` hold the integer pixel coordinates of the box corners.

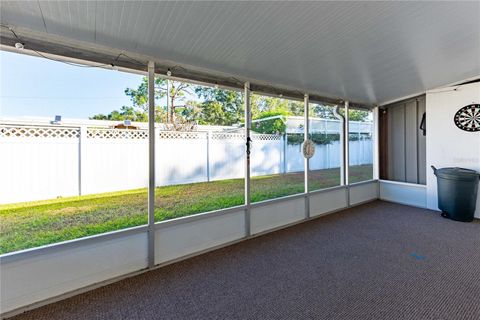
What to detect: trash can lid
<box><xmin>435</xmin><ymin>167</ymin><xmax>480</xmax><ymax>181</ymax></box>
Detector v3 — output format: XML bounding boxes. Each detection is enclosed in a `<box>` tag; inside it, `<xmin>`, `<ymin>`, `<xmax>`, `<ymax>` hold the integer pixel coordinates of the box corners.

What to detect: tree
<box><xmin>124</xmin><ymin>76</ymin><xmax>192</xmax><ymax>123</ymax></box>
<box><xmin>194</xmin><ymin>87</ymin><xmax>244</xmax><ymax>125</ymax></box>
<box><xmin>251</xmin><ymin>95</ymin><xmax>304</xmax><ymax>117</ymax></box>
<box><xmin>311</xmin><ymin>104</ymin><xmax>337</xmax><ymax>119</ymax></box>
<box><xmin>123</xmin><ymin>77</ymin><xmax>152</xmax><ymax>112</ymax></box>
<box><xmin>91</xmin><ymin>75</ymin><xmax>371</xmax><ymax>127</ymax></box>
<box><xmin>252</xmin><ymin>110</ymin><xmax>288</xmax><ymax>134</ymax></box>
<box><xmin>165</xmin><ymin>81</ymin><xmax>191</xmax><ymax>122</ymax></box>
<box><xmin>197</xmin><ymin>101</ymin><xmax>230</xmax><ymax>125</ymax></box>
<box><xmin>91</xmin><ymin>106</ymin><xmax>148</xmax><ymax>122</ymax></box>
<box><xmin>310</xmin><ymin>104</ymin><xmax>370</xmax><ymax>122</ymax></box>
<box><xmin>285</xmin><ymin>100</ymin><xmax>304</xmax><ymax>117</ymax></box>
<box><xmin>347</xmin><ymin>109</ymin><xmax>370</xmax><ymax>121</ymax></box>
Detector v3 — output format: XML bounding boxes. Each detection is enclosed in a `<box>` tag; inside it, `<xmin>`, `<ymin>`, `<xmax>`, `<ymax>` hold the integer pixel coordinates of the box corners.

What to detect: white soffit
<box><xmin>0</xmin><ymin>1</ymin><xmax>479</xmax><ymax>105</ymax></box>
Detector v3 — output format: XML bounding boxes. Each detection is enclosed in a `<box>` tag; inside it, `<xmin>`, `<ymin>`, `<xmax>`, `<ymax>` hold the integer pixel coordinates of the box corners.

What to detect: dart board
<box><xmin>454</xmin><ymin>104</ymin><xmax>480</xmax><ymax>132</ymax></box>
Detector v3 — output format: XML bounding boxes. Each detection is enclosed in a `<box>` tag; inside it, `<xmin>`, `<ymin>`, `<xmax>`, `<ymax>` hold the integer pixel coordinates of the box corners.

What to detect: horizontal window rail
<box><xmin>1</xmin><ymin>181</ymin><xmax>379</xmax><ymax>263</ymax></box>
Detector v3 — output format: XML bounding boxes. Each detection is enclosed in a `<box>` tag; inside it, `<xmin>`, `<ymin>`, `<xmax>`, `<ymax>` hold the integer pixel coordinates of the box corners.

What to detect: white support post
<box><xmin>344</xmin><ymin>101</ymin><xmax>350</xmax><ymax>186</ymax></box>
<box><xmin>325</xmin><ymin>118</ymin><xmax>330</xmax><ymax>168</ymax></box>
<box><xmin>333</xmin><ymin>105</ymin><xmax>345</xmax><ymax>186</ymax></box>
<box><xmin>344</xmin><ymin>101</ymin><xmax>350</xmax><ymax>206</ymax></box>
<box><xmin>78</xmin><ymin>126</ymin><xmax>87</xmax><ymax>196</ymax></box>
<box><xmin>372</xmin><ymin>106</ymin><xmax>380</xmax><ymax>180</ymax></box>
<box><xmin>166</xmin><ymin>79</ymin><xmax>170</xmax><ymax>124</ymax></box>
<box><xmin>244</xmin><ymin>82</ymin><xmax>251</xmax><ymax>237</ymax></box>
<box><xmin>283</xmin><ymin>133</ymin><xmax>287</xmax><ymax>173</ymax></box>
<box><xmin>304</xmin><ymin>94</ymin><xmax>310</xmax><ymax>219</ymax></box>
<box><xmin>206</xmin><ymin>130</ymin><xmax>211</xmax><ymax>182</ymax></box>
<box><xmin>147</xmin><ymin>61</ymin><xmax>156</xmax><ymax>268</ymax></box>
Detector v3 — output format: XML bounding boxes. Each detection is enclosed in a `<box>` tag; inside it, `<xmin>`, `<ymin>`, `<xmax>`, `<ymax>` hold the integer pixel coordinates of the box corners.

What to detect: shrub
<box><xmin>253</xmin><ymin>111</ymin><xmax>287</xmax><ymax>134</ymax></box>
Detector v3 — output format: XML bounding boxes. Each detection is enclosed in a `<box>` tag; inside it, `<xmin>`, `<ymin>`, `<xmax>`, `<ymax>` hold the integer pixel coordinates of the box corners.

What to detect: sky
<box><xmin>0</xmin><ymin>50</ymin><xmax>371</xmax><ymax>122</ymax></box>
<box><xmin>0</xmin><ymin>50</ymin><xmax>152</xmax><ymax>119</ymax></box>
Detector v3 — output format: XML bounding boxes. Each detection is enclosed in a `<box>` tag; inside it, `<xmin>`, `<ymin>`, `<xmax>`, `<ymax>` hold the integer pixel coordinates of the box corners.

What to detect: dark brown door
<box><xmin>379</xmin><ymin>108</ymin><xmax>388</xmax><ymax>180</ymax></box>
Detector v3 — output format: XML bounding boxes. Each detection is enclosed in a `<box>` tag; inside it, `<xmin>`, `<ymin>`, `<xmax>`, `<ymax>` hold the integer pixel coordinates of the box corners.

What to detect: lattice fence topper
<box><xmin>212</xmin><ymin>132</ymin><xmax>245</xmax><ymax>140</ymax></box>
<box><xmin>87</xmin><ymin>128</ymin><xmax>148</xmax><ymax>139</ymax></box>
<box><xmin>158</xmin><ymin>131</ymin><xmax>207</xmax><ymax>139</ymax></box>
<box><xmin>210</xmin><ymin>132</ymin><xmax>283</xmax><ymax>141</ymax></box>
<box><xmin>250</xmin><ymin>133</ymin><xmax>282</xmax><ymax>141</ymax></box>
<box><xmin>0</xmin><ymin>125</ymin><xmax>80</xmax><ymax>138</ymax></box>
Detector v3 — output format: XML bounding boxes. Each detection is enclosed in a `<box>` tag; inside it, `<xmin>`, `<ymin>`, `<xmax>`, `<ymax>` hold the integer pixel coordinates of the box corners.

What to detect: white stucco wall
<box><xmin>426</xmin><ymin>82</ymin><xmax>480</xmax><ymax>218</ymax></box>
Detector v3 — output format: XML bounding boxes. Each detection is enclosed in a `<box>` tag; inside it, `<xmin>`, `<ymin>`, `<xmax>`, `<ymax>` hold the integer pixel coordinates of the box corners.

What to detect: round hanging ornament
<box><xmin>302</xmin><ymin>139</ymin><xmax>315</xmax><ymax>159</ymax></box>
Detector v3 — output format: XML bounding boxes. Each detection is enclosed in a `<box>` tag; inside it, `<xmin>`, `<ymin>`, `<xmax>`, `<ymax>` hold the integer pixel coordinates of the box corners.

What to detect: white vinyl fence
<box><xmin>0</xmin><ymin>123</ymin><xmax>372</xmax><ymax>204</ymax></box>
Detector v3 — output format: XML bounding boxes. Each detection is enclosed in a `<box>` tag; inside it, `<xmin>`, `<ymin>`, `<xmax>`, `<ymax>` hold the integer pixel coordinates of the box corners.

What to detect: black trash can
<box><xmin>432</xmin><ymin>166</ymin><xmax>479</xmax><ymax>222</ymax></box>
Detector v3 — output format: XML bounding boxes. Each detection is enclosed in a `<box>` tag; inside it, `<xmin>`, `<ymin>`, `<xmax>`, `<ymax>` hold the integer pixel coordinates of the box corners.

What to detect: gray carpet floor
<box><xmin>10</xmin><ymin>201</ymin><xmax>480</xmax><ymax>320</ymax></box>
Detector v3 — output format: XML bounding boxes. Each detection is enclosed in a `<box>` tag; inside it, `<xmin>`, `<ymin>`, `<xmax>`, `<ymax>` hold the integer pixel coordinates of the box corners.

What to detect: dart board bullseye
<box><xmin>454</xmin><ymin>104</ymin><xmax>480</xmax><ymax>132</ymax></box>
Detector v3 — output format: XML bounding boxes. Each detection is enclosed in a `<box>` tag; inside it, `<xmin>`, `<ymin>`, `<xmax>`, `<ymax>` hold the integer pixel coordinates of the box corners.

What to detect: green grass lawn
<box><xmin>0</xmin><ymin>165</ymin><xmax>372</xmax><ymax>254</ymax></box>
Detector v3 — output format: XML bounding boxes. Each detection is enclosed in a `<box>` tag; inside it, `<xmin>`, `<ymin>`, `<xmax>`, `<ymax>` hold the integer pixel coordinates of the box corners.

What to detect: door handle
<box><xmin>419</xmin><ymin>113</ymin><xmax>426</xmax><ymax>136</ymax></box>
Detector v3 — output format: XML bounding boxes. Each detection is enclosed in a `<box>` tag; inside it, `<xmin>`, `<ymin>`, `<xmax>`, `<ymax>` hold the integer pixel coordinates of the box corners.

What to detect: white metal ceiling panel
<box><xmin>38</xmin><ymin>1</ymin><xmax>96</xmax><ymax>42</ymax></box>
<box><xmin>0</xmin><ymin>0</ymin><xmax>46</xmax><ymax>32</ymax></box>
<box><xmin>1</xmin><ymin>1</ymin><xmax>479</xmax><ymax>104</ymax></box>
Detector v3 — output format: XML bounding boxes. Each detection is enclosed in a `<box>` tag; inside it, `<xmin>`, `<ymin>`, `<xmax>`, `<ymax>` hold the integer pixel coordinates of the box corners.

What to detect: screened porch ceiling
<box><xmin>0</xmin><ymin>1</ymin><xmax>479</xmax><ymax>106</ymax></box>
